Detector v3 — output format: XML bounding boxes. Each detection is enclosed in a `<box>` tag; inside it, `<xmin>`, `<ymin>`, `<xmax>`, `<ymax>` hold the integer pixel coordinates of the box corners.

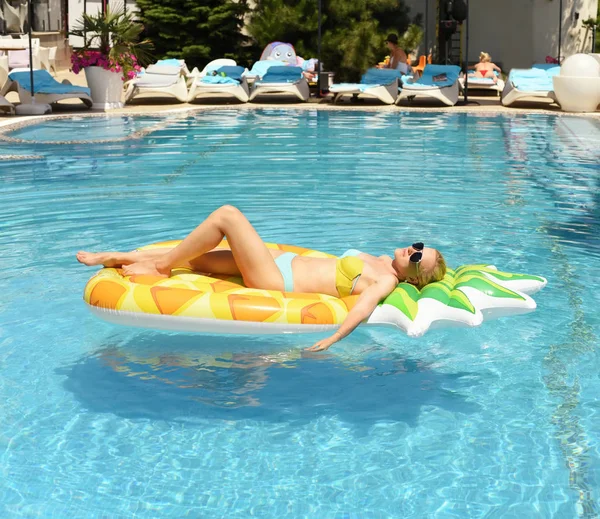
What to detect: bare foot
<box><xmin>77</xmin><ymin>251</ymin><xmax>121</xmax><ymax>267</ymax></box>
<box><xmin>122</xmin><ymin>260</ymin><xmax>170</xmax><ymax>277</ymax></box>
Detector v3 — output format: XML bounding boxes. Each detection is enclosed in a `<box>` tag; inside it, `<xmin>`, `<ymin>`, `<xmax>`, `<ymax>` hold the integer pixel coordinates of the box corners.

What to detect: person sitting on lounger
<box><xmin>468</xmin><ymin>52</ymin><xmax>502</xmax><ymax>83</ymax></box>
<box><xmin>377</xmin><ymin>34</ymin><xmax>411</xmax><ymax>75</ymax></box>
<box><xmin>77</xmin><ymin>205</ymin><xmax>446</xmax><ymax>351</ymax></box>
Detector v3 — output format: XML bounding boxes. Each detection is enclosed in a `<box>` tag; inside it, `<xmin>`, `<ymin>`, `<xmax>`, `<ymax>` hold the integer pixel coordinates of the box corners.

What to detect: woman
<box><xmin>468</xmin><ymin>52</ymin><xmax>502</xmax><ymax>84</ymax></box>
<box><xmin>378</xmin><ymin>33</ymin><xmax>411</xmax><ymax>75</ymax></box>
<box><xmin>77</xmin><ymin>205</ymin><xmax>446</xmax><ymax>351</ymax></box>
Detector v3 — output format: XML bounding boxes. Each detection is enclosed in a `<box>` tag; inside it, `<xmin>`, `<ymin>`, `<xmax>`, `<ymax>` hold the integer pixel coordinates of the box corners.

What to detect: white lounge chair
<box><xmin>48</xmin><ymin>46</ymin><xmax>57</xmax><ymax>75</ymax></box>
<box><xmin>0</xmin><ymin>95</ymin><xmax>14</xmax><ymax>115</ymax></box>
<box><xmin>501</xmin><ymin>64</ymin><xmax>560</xmax><ymax>107</ymax></box>
<box><xmin>459</xmin><ymin>71</ymin><xmax>505</xmax><ymax>97</ymax></box>
<box><xmin>153</xmin><ymin>58</ymin><xmax>191</xmax><ymax>75</ymax></box>
<box><xmin>17</xmin><ymin>37</ymin><xmax>51</xmax><ymax>73</ymax></box>
<box><xmin>124</xmin><ymin>63</ymin><xmax>188</xmax><ymax>103</ymax></box>
<box><xmin>188</xmin><ymin>64</ymin><xmax>250</xmax><ymax>103</ymax></box>
<box><xmin>0</xmin><ymin>54</ymin><xmax>7</xmax><ymax>88</ymax></box>
<box><xmin>0</xmin><ymin>56</ymin><xmax>14</xmax><ymax>114</ymax></box>
<box><xmin>329</xmin><ymin>68</ymin><xmax>403</xmax><ymax>105</ymax></box>
<box><xmin>1</xmin><ymin>69</ymin><xmax>92</xmax><ymax>107</ymax></box>
<box><xmin>7</xmin><ymin>49</ymin><xmax>30</xmax><ymax>69</ymax></box>
<box><xmin>4</xmin><ymin>0</ymin><xmax>27</xmax><ymax>33</ymax></box>
<box><xmin>249</xmin><ymin>65</ymin><xmax>309</xmax><ymax>102</ymax></box>
<box><xmin>396</xmin><ymin>64</ymin><xmax>462</xmax><ymax>106</ymax></box>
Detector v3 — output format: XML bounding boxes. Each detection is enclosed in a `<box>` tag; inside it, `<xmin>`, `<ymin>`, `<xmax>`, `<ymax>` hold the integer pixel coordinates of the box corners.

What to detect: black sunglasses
<box><xmin>409</xmin><ymin>242</ymin><xmax>424</xmax><ymax>268</ymax></box>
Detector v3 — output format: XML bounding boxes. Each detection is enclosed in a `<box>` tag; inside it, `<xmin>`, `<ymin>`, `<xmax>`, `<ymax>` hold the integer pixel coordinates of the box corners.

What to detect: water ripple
<box><xmin>1</xmin><ymin>110</ymin><xmax>599</xmax><ymax>518</ymax></box>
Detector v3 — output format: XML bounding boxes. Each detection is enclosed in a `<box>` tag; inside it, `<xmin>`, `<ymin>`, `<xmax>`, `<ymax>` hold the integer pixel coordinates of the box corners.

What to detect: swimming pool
<box><xmin>1</xmin><ymin>109</ymin><xmax>599</xmax><ymax>518</ymax></box>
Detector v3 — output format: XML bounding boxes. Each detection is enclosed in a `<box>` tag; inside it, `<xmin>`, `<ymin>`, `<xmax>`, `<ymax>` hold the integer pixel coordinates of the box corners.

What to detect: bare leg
<box><xmin>77</xmin><ymin>246</ymin><xmax>254</xmax><ymax>276</ymax></box>
<box><xmin>76</xmin><ymin>249</ymin><xmax>165</xmax><ymax>267</ymax></box>
<box><xmin>122</xmin><ymin>206</ymin><xmax>285</xmax><ymax>290</ymax></box>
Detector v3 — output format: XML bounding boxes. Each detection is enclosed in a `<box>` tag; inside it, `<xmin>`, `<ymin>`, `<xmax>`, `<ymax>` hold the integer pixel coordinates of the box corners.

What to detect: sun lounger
<box><xmin>501</xmin><ymin>64</ymin><xmax>560</xmax><ymax>107</ymax></box>
<box><xmin>249</xmin><ymin>65</ymin><xmax>309</xmax><ymax>102</ymax></box>
<box><xmin>1</xmin><ymin>69</ymin><xmax>92</xmax><ymax>107</ymax></box>
<box><xmin>0</xmin><ymin>55</ymin><xmax>8</xmax><ymax>89</ymax></box>
<box><xmin>459</xmin><ymin>71</ymin><xmax>505</xmax><ymax>97</ymax></box>
<box><xmin>396</xmin><ymin>64</ymin><xmax>462</xmax><ymax>106</ymax></box>
<box><xmin>0</xmin><ymin>95</ymin><xmax>15</xmax><ymax>115</ymax></box>
<box><xmin>329</xmin><ymin>68</ymin><xmax>403</xmax><ymax>105</ymax></box>
<box><xmin>4</xmin><ymin>0</ymin><xmax>26</xmax><ymax>33</ymax></box>
<box><xmin>124</xmin><ymin>63</ymin><xmax>188</xmax><ymax>104</ymax></box>
<box><xmin>188</xmin><ymin>65</ymin><xmax>250</xmax><ymax>103</ymax></box>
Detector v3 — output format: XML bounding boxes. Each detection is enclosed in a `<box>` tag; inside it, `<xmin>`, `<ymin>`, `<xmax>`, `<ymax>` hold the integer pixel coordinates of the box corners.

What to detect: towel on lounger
<box><xmin>8</xmin><ymin>70</ymin><xmax>91</xmax><ymax>95</ymax></box>
<box><xmin>260</xmin><ymin>66</ymin><xmax>303</xmax><ymax>83</ymax></box>
<box><xmin>508</xmin><ymin>67</ymin><xmax>558</xmax><ymax>92</ymax></box>
<box><xmin>200</xmin><ymin>75</ymin><xmax>239</xmax><ymax>85</ymax></box>
<box><xmin>155</xmin><ymin>58</ymin><xmax>186</xmax><ymax>68</ymax></box>
<box><xmin>360</xmin><ymin>68</ymin><xmax>403</xmax><ymax>85</ymax></box>
<box><xmin>413</xmin><ymin>65</ymin><xmax>461</xmax><ymax>87</ymax></box>
<box><xmin>200</xmin><ymin>66</ymin><xmax>246</xmax><ymax>85</ymax></box>
<box><xmin>245</xmin><ymin>60</ymin><xmax>280</xmax><ymax>79</ymax></box>
<box><xmin>216</xmin><ymin>66</ymin><xmax>245</xmax><ymax>82</ymax></box>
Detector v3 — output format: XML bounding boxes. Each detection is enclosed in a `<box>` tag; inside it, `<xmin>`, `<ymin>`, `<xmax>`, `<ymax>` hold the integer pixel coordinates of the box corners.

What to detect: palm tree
<box><xmin>70</xmin><ymin>8</ymin><xmax>153</xmax><ymax>69</ymax></box>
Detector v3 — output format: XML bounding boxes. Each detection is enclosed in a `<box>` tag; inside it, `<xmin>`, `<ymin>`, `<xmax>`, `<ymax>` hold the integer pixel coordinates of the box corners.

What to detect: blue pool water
<box><xmin>1</xmin><ymin>110</ymin><xmax>599</xmax><ymax>518</ymax></box>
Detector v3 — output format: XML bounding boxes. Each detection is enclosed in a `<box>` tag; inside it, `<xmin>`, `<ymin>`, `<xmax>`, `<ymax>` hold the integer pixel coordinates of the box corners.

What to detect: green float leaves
<box><xmin>384</xmin><ymin>283</ymin><xmax>420</xmax><ymax>321</ymax></box>
<box><xmin>381</xmin><ymin>265</ymin><xmax>537</xmax><ymax>320</ymax></box>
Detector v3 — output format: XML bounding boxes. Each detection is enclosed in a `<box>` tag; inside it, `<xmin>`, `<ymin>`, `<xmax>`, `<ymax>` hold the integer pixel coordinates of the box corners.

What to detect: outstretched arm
<box><xmin>306</xmin><ymin>276</ymin><xmax>398</xmax><ymax>352</ymax></box>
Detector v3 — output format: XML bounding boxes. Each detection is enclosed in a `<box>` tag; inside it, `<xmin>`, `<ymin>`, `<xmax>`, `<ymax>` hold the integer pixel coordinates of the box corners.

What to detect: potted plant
<box><xmin>70</xmin><ymin>8</ymin><xmax>152</xmax><ymax>109</ymax></box>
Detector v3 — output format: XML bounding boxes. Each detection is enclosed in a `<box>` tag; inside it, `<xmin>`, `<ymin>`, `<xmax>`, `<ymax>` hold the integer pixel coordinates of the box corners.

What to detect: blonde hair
<box><xmin>414</xmin><ymin>250</ymin><xmax>447</xmax><ymax>290</ymax></box>
<box><xmin>480</xmin><ymin>52</ymin><xmax>492</xmax><ymax>63</ymax></box>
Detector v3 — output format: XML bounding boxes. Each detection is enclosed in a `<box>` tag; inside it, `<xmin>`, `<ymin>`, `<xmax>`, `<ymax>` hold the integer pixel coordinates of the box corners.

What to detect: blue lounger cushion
<box><xmin>409</xmin><ymin>65</ymin><xmax>461</xmax><ymax>88</ymax></box>
<box><xmin>260</xmin><ymin>66</ymin><xmax>303</xmax><ymax>83</ymax></box>
<box><xmin>508</xmin><ymin>65</ymin><xmax>560</xmax><ymax>92</ymax></box>
<box><xmin>9</xmin><ymin>70</ymin><xmax>91</xmax><ymax>95</ymax></box>
<box><xmin>360</xmin><ymin>68</ymin><xmax>403</xmax><ymax>85</ymax></box>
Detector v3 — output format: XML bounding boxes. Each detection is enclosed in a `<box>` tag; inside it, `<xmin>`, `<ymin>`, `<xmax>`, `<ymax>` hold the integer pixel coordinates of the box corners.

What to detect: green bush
<box><xmin>248</xmin><ymin>0</ymin><xmax>413</xmax><ymax>81</ymax></box>
<box><xmin>135</xmin><ymin>0</ymin><xmax>254</xmax><ymax>69</ymax></box>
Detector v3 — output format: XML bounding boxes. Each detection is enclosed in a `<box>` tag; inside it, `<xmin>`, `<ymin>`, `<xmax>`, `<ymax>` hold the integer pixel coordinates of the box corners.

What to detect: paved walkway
<box><xmin>2</xmin><ymin>67</ymin><xmax>599</xmax><ymax>120</ymax></box>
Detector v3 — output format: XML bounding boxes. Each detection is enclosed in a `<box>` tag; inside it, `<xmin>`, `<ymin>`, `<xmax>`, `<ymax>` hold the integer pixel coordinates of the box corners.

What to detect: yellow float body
<box><xmin>83</xmin><ymin>240</ymin><xmax>359</xmax><ymax>334</ymax></box>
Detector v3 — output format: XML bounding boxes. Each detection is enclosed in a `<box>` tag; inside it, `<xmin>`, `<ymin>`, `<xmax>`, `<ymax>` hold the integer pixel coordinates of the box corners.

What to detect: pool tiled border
<box><xmin>0</xmin><ymin>102</ymin><xmax>597</xmax><ymax>146</ymax></box>
<box><xmin>0</xmin><ymin>110</ymin><xmax>192</xmax><ymax>145</ymax></box>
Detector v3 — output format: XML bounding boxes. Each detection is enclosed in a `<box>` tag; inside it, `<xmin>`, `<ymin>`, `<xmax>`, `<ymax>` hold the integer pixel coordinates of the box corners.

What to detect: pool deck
<box><xmin>1</xmin><ymin>68</ymin><xmax>598</xmax><ymax>130</ymax></box>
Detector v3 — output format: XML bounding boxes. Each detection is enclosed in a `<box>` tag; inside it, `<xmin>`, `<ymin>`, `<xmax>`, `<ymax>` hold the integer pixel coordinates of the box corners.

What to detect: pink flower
<box><xmin>71</xmin><ymin>48</ymin><xmax>141</xmax><ymax>80</ymax></box>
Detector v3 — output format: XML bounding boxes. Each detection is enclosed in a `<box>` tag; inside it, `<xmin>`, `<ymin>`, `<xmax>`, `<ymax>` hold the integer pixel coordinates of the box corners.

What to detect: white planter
<box><xmin>553</xmin><ymin>76</ymin><xmax>600</xmax><ymax>112</ymax></box>
<box><xmin>84</xmin><ymin>66</ymin><xmax>124</xmax><ymax>110</ymax></box>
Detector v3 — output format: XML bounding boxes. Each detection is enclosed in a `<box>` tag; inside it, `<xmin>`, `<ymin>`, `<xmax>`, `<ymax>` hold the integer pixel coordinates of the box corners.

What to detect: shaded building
<box><xmin>403</xmin><ymin>0</ymin><xmax>598</xmax><ymax>70</ymax></box>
